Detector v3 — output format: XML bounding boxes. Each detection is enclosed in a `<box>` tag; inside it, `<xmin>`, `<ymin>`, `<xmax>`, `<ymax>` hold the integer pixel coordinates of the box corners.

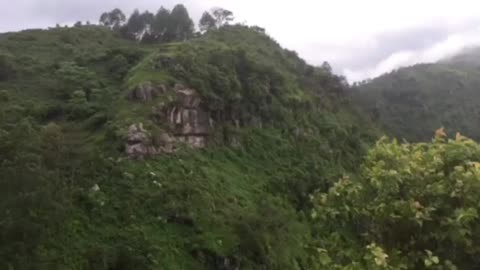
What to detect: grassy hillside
<box><xmin>4</xmin><ymin>22</ymin><xmax>480</xmax><ymax>270</ymax></box>
<box><xmin>351</xmin><ymin>50</ymin><xmax>480</xmax><ymax>141</ymax></box>
<box><xmin>0</xmin><ymin>25</ymin><xmax>377</xmax><ymax>269</ymax></box>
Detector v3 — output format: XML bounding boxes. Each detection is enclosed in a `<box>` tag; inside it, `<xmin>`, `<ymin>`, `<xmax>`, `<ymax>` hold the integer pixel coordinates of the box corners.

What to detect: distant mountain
<box><xmin>351</xmin><ymin>47</ymin><xmax>480</xmax><ymax>141</ymax></box>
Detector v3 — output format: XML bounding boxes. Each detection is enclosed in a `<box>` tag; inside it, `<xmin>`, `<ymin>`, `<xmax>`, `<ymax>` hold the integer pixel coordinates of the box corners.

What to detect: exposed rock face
<box><xmin>128</xmin><ymin>82</ymin><xmax>167</xmax><ymax>102</ymax></box>
<box><xmin>125</xmin><ymin>123</ymin><xmax>157</xmax><ymax>159</ymax></box>
<box><xmin>153</xmin><ymin>132</ymin><xmax>176</xmax><ymax>153</ymax></box>
<box><xmin>177</xmin><ymin>135</ymin><xmax>206</xmax><ymax>148</ymax></box>
<box><xmin>125</xmin><ymin>84</ymin><xmax>213</xmax><ymax>158</ymax></box>
<box><xmin>167</xmin><ymin>84</ymin><xmax>211</xmax><ymax>149</ymax></box>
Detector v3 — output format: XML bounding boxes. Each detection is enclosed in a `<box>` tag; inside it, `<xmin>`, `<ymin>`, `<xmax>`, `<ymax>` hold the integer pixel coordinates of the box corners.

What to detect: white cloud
<box><xmin>206</xmin><ymin>0</ymin><xmax>480</xmax><ymax>81</ymax></box>
<box><xmin>344</xmin><ymin>26</ymin><xmax>480</xmax><ymax>82</ymax></box>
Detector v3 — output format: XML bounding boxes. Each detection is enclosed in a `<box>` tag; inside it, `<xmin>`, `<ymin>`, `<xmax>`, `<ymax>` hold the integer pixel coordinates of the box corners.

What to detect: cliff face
<box><xmin>167</xmin><ymin>85</ymin><xmax>210</xmax><ymax>147</ymax></box>
<box><xmin>125</xmin><ymin>83</ymin><xmax>211</xmax><ymax>159</ymax></box>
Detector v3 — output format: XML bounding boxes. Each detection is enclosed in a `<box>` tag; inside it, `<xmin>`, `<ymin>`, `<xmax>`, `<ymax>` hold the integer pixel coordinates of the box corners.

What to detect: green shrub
<box><xmin>108</xmin><ymin>54</ymin><xmax>129</xmax><ymax>79</ymax></box>
<box><xmin>55</xmin><ymin>61</ymin><xmax>99</xmax><ymax>99</ymax></box>
<box><xmin>312</xmin><ymin>131</ymin><xmax>480</xmax><ymax>269</ymax></box>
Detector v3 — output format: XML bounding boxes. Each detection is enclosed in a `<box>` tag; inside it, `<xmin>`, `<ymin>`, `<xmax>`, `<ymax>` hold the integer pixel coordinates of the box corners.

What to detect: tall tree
<box><xmin>99</xmin><ymin>8</ymin><xmax>126</xmax><ymax>30</ymax></box>
<box><xmin>321</xmin><ymin>61</ymin><xmax>332</xmax><ymax>73</ymax></box>
<box><xmin>199</xmin><ymin>11</ymin><xmax>216</xmax><ymax>33</ymax></box>
<box><xmin>212</xmin><ymin>8</ymin><xmax>234</xmax><ymax>28</ymax></box>
<box><xmin>125</xmin><ymin>9</ymin><xmax>145</xmax><ymax>40</ymax></box>
<box><xmin>151</xmin><ymin>7</ymin><xmax>171</xmax><ymax>42</ymax></box>
<box><xmin>166</xmin><ymin>4</ymin><xmax>194</xmax><ymax>41</ymax></box>
<box><xmin>140</xmin><ymin>11</ymin><xmax>155</xmax><ymax>27</ymax></box>
<box><xmin>140</xmin><ymin>10</ymin><xmax>155</xmax><ymax>41</ymax></box>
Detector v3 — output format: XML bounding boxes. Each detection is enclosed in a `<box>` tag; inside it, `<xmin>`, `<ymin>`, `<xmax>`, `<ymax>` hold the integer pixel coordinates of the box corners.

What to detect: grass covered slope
<box><xmin>352</xmin><ymin>50</ymin><xmax>480</xmax><ymax>141</ymax></box>
<box><xmin>0</xmin><ymin>25</ymin><xmax>377</xmax><ymax>269</ymax></box>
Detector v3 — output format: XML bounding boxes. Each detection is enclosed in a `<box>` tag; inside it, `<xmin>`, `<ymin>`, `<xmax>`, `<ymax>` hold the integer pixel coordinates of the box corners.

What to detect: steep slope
<box><xmin>351</xmin><ymin>48</ymin><xmax>480</xmax><ymax>141</ymax></box>
<box><xmin>0</xmin><ymin>25</ymin><xmax>377</xmax><ymax>269</ymax></box>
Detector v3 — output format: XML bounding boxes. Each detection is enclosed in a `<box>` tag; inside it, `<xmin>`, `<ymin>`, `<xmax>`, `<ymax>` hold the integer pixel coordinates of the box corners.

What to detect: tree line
<box><xmin>99</xmin><ymin>5</ymin><xmax>234</xmax><ymax>43</ymax></box>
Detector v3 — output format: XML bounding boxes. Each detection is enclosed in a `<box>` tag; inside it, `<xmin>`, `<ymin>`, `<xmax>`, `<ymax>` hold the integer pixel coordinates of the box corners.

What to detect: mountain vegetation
<box><xmin>2</xmin><ymin>3</ymin><xmax>480</xmax><ymax>270</ymax></box>
<box><xmin>351</xmin><ymin>49</ymin><xmax>480</xmax><ymax>141</ymax></box>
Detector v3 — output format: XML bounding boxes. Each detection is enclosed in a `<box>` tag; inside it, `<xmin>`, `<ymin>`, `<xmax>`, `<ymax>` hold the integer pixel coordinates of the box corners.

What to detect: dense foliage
<box><xmin>0</xmin><ymin>23</ymin><xmax>377</xmax><ymax>269</ymax></box>
<box><xmin>311</xmin><ymin>130</ymin><xmax>480</xmax><ymax>269</ymax></box>
<box><xmin>352</xmin><ymin>50</ymin><xmax>480</xmax><ymax>141</ymax></box>
<box><xmin>4</xmin><ymin>8</ymin><xmax>480</xmax><ymax>269</ymax></box>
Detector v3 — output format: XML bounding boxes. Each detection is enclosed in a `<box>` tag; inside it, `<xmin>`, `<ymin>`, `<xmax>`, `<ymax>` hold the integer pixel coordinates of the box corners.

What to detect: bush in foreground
<box><xmin>312</xmin><ymin>129</ymin><xmax>480</xmax><ymax>269</ymax></box>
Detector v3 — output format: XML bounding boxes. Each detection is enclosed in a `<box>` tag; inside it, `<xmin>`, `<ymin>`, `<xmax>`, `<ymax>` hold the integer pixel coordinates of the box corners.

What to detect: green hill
<box><xmin>351</xmin><ymin>49</ymin><xmax>480</xmax><ymax>141</ymax></box>
<box><xmin>0</xmin><ymin>25</ymin><xmax>377</xmax><ymax>269</ymax></box>
<box><xmin>5</xmin><ymin>21</ymin><xmax>480</xmax><ymax>270</ymax></box>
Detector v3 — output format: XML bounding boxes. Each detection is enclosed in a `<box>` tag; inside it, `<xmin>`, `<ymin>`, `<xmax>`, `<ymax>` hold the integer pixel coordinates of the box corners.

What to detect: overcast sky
<box><xmin>2</xmin><ymin>0</ymin><xmax>480</xmax><ymax>81</ymax></box>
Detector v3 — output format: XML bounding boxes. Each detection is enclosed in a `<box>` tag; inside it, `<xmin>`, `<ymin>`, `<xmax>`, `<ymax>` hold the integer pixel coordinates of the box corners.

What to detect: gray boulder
<box><xmin>125</xmin><ymin>123</ymin><xmax>157</xmax><ymax>159</ymax></box>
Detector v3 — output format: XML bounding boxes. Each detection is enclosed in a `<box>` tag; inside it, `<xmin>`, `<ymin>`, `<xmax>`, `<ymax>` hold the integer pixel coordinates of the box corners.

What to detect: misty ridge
<box><xmin>3</xmin><ymin>1</ymin><xmax>480</xmax><ymax>270</ymax></box>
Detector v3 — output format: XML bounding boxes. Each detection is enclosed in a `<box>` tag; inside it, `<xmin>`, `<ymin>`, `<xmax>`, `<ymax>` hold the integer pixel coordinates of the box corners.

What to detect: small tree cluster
<box><xmin>99</xmin><ymin>8</ymin><xmax>126</xmax><ymax>30</ymax></box>
<box><xmin>99</xmin><ymin>4</ymin><xmax>194</xmax><ymax>43</ymax></box>
<box><xmin>100</xmin><ymin>5</ymin><xmax>234</xmax><ymax>42</ymax></box>
<box><xmin>199</xmin><ymin>8</ymin><xmax>234</xmax><ymax>33</ymax></box>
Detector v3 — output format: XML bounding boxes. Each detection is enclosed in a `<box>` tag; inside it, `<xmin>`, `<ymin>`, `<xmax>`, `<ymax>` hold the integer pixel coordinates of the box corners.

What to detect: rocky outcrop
<box><xmin>125</xmin><ymin>123</ymin><xmax>157</xmax><ymax>159</ymax></box>
<box><xmin>128</xmin><ymin>82</ymin><xmax>167</xmax><ymax>102</ymax></box>
<box><xmin>167</xmin><ymin>84</ymin><xmax>211</xmax><ymax>149</ymax></box>
<box><xmin>125</xmin><ymin>84</ymin><xmax>214</xmax><ymax>158</ymax></box>
<box><xmin>153</xmin><ymin>132</ymin><xmax>176</xmax><ymax>153</ymax></box>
